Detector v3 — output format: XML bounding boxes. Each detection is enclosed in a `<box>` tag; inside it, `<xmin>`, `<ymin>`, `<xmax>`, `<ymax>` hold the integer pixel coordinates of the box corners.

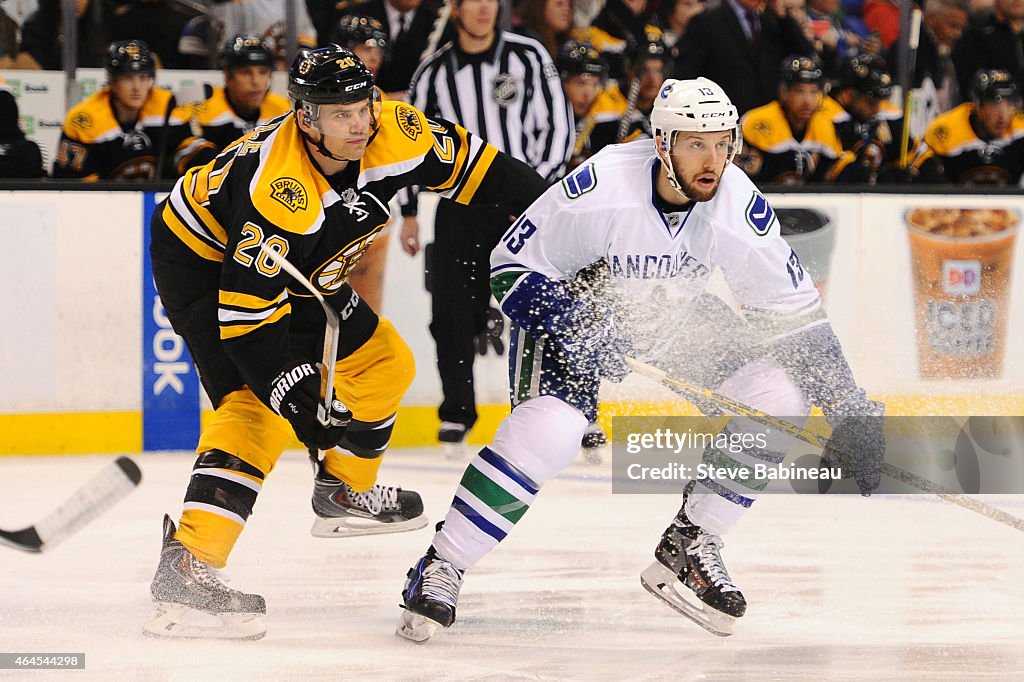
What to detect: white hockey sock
<box><xmin>433</xmin><ymin>396</ymin><xmax>587</xmax><ymax>570</ymax></box>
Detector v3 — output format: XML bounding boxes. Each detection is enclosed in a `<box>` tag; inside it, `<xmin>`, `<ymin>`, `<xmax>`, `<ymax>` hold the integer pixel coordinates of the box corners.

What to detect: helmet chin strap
<box><xmin>656</xmin><ymin>135</ymin><xmax>688</xmax><ymax>200</ymax></box>
<box><xmin>301</xmin><ymin>124</ymin><xmax>353</xmax><ymax>163</ymax></box>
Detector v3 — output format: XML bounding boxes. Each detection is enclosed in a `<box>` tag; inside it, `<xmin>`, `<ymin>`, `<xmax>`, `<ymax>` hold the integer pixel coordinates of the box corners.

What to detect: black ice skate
<box><xmin>640</xmin><ymin>482</ymin><xmax>747</xmax><ymax>636</ymax></box>
<box><xmin>311</xmin><ymin>453</ymin><xmax>427</xmax><ymax>538</ymax></box>
<box><xmin>143</xmin><ymin>515</ymin><xmax>267</xmax><ymax>640</ymax></box>
<box><xmin>438</xmin><ymin>421</ymin><xmax>468</xmax><ymax>460</ymax></box>
<box><xmin>580</xmin><ymin>420</ymin><xmax>607</xmax><ymax>464</ymax></box>
<box><xmin>396</xmin><ymin>546</ymin><xmax>464</xmax><ymax>643</ymax></box>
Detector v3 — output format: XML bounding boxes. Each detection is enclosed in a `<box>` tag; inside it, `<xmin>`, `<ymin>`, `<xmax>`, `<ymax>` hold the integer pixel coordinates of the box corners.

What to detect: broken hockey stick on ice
<box><xmin>626</xmin><ymin>358</ymin><xmax>1024</xmax><ymax>533</ymax></box>
<box><xmin>0</xmin><ymin>456</ymin><xmax>142</xmax><ymax>552</ymax></box>
<box><xmin>259</xmin><ymin>244</ymin><xmax>342</xmax><ymax>427</ymax></box>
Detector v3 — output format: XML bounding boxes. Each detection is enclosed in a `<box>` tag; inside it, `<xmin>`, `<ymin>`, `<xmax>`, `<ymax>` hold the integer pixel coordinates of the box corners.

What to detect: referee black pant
<box><xmin>427</xmin><ymin>200</ymin><xmax>508</xmax><ymax>430</ymax></box>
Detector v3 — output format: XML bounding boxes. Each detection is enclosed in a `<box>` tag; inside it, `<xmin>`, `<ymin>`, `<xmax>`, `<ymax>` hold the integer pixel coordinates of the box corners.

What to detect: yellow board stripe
<box><xmin>5</xmin><ymin>395</ymin><xmax>1024</xmax><ymax>455</ymax></box>
<box><xmin>219</xmin><ymin>302</ymin><xmax>291</xmax><ymax>340</ymax></box>
<box><xmin>455</xmin><ymin>144</ymin><xmax>498</xmax><ymax>204</ymax></box>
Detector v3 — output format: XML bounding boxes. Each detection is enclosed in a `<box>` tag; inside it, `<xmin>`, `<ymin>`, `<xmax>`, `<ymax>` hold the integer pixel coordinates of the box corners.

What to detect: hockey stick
<box><xmin>898</xmin><ymin>7</ymin><xmax>923</xmax><ymax>169</ymax></box>
<box><xmin>0</xmin><ymin>456</ymin><xmax>142</xmax><ymax>553</ymax></box>
<box><xmin>615</xmin><ymin>71</ymin><xmax>642</xmax><ymax>144</ymax></box>
<box><xmin>259</xmin><ymin>244</ymin><xmax>341</xmax><ymax>427</ymax></box>
<box><xmin>626</xmin><ymin>357</ymin><xmax>1024</xmax><ymax>533</ymax></box>
<box><xmin>420</xmin><ymin>2</ymin><xmax>452</xmax><ymax>64</ymax></box>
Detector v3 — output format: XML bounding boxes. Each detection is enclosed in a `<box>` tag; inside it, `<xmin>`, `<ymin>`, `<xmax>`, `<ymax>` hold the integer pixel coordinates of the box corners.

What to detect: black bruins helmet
<box><xmin>105</xmin><ymin>40</ymin><xmax>156</xmax><ymax>76</ymax></box>
<box><xmin>780</xmin><ymin>55</ymin><xmax>824</xmax><ymax>87</ymax></box>
<box><xmin>633</xmin><ymin>28</ymin><xmax>669</xmax><ymax>65</ymax></box>
<box><xmin>333</xmin><ymin>15</ymin><xmax>389</xmax><ymax>53</ymax></box>
<box><xmin>288</xmin><ymin>45</ymin><xmax>375</xmax><ymax>105</ymax></box>
<box><xmin>839</xmin><ymin>53</ymin><xmax>892</xmax><ymax>99</ymax></box>
<box><xmin>556</xmin><ymin>40</ymin><xmax>607</xmax><ymax>81</ymax></box>
<box><xmin>220</xmin><ymin>34</ymin><xmax>274</xmax><ymax>71</ymax></box>
<box><xmin>970</xmin><ymin>69</ymin><xmax>1021</xmax><ymax>106</ymax></box>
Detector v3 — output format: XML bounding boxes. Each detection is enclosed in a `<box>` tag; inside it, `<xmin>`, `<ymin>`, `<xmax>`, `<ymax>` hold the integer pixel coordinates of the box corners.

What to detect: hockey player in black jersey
<box><xmin>913</xmin><ymin>68</ymin><xmax>1024</xmax><ymax>185</ymax></box>
<box><xmin>52</xmin><ymin>40</ymin><xmax>216</xmax><ymax>180</ymax></box>
<box><xmin>145</xmin><ymin>45</ymin><xmax>548</xmax><ymax>640</ymax></box>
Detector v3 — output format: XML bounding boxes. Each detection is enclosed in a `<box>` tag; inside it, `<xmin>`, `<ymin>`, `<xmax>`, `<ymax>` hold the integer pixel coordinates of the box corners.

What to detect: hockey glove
<box><xmin>268</xmin><ymin>361</ymin><xmax>352</xmax><ymax>450</ymax></box>
<box><xmin>474</xmin><ymin>307</ymin><xmax>506</xmax><ymax>356</ymax></box>
<box><xmin>822</xmin><ymin>399</ymin><xmax>886</xmax><ymax>495</ymax></box>
<box><xmin>547</xmin><ymin>300</ymin><xmax>632</xmax><ymax>383</ymax></box>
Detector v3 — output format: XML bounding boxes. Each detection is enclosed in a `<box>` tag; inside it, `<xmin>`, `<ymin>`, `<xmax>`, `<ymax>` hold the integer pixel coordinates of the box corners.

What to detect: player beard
<box><xmin>678</xmin><ymin>170</ymin><xmax>722</xmax><ymax>203</ymax></box>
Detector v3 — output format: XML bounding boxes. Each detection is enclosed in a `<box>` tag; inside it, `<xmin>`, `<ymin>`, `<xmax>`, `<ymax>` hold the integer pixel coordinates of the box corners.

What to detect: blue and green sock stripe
<box><xmin>451</xmin><ymin>447</ymin><xmax>539</xmax><ymax>542</ymax></box>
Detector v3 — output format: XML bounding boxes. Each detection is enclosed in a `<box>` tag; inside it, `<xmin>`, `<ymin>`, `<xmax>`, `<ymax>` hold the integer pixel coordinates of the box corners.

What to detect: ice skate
<box><xmin>396</xmin><ymin>546</ymin><xmax>464</xmax><ymax>643</ymax></box>
<box><xmin>143</xmin><ymin>515</ymin><xmax>267</xmax><ymax>640</ymax></box>
<box><xmin>438</xmin><ymin>422</ymin><xmax>468</xmax><ymax>460</ymax></box>
<box><xmin>580</xmin><ymin>420</ymin><xmax>607</xmax><ymax>464</ymax></box>
<box><xmin>641</xmin><ymin>483</ymin><xmax>747</xmax><ymax>636</ymax></box>
<box><xmin>311</xmin><ymin>453</ymin><xmax>427</xmax><ymax>537</ymax></box>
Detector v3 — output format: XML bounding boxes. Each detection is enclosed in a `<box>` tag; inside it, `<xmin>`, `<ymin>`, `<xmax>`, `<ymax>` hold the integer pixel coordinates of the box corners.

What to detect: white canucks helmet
<box><xmin>650</xmin><ymin>78</ymin><xmax>741</xmax><ymax>193</ymax></box>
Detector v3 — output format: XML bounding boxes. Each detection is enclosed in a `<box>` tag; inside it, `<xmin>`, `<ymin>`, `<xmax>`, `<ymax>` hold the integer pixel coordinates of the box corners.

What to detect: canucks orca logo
<box><xmin>745</xmin><ymin>192</ymin><xmax>775</xmax><ymax>235</ymax></box>
<box><xmin>562</xmin><ymin>163</ymin><xmax>596</xmax><ymax>199</ymax></box>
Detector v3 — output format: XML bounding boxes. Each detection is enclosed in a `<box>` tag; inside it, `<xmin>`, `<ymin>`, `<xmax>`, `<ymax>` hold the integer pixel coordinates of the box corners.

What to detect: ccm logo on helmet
<box><xmin>701</xmin><ymin>112</ymin><xmax>728</xmax><ymax>117</ymax></box>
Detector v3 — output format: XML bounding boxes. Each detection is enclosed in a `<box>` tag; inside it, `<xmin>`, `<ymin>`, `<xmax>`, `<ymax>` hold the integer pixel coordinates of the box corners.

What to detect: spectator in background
<box><xmin>339</xmin><ymin>0</ymin><xmax>447</xmax><ymax>99</ymax></box>
<box><xmin>736</xmin><ymin>55</ymin><xmax>843</xmax><ymax>185</ymax></box>
<box><xmin>181</xmin><ymin>0</ymin><xmax>319</xmax><ymax>70</ymax></box>
<box><xmin>890</xmin><ymin>0</ymin><xmax>969</xmax><ymax>119</ymax></box>
<box><xmin>52</xmin><ymin>40</ymin><xmax>216</xmax><ymax>181</ymax></box>
<box><xmin>674</xmin><ymin>0</ymin><xmax>815</xmax><ymax>116</ymax></box>
<box><xmin>513</xmin><ymin>0</ymin><xmax>575</xmax><ymax>59</ymax></box>
<box><xmin>333</xmin><ymin>13</ymin><xmax>393</xmax><ymax>312</ymax></box>
<box><xmin>0</xmin><ymin>88</ymin><xmax>44</xmax><ymax>178</ymax></box>
<box><xmin>578</xmin><ymin>0</ymin><xmax>650</xmax><ymax>81</ymax></box>
<box><xmin>807</xmin><ymin>0</ymin><xmax>882</xmax><ymax>79</ymax></box>
<box><xmin>18</xmin><ymin>0</ymin><xmax>107</xmax><ymax>69</ymax></box>
<box><xmin>656</xmin><ymin>0</ymin><xmax>704</xmax><ymax>61</ymax></box>
<box><xmin>109</xmin><ymin>0</ymin><xmax>201</xmax><ymax>69</ymax></box>
<box><xmin>614</xmin><ymin>30</ymin><xmax>670</xmax><ymax>139</ymax></box>
<box><xmin>913</xmin><ymin>68</ymin><xmax>1024</xmax><ymax>183</ymax></box>
<box><xmin>952</xmin><ymin>0</ymin><xmax>1024</xmax><ymax>100</ymax></box>
<box><xmin>186</xmin><ymin>35</ymin><xmax>290</xmax><ymax>158</ymax></box>
<box><xmin>862</xmin><ymin>0</ymin><xmax>903</xmax><ymax>51</ymax></box>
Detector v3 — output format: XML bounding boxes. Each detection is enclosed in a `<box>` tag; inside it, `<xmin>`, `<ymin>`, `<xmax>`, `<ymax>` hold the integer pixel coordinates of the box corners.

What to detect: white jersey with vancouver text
<box><xmin>490</xmin><ymin>139</ymin><xmax>823</xmax><ymax>359</ymax></box>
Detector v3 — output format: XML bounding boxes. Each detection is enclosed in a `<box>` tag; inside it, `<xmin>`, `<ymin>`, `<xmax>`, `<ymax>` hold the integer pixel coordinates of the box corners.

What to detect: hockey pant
<box><xmin>177</xmin><ymin>318</ymin><xmax>414</xmax><ymax>568</ymax></box>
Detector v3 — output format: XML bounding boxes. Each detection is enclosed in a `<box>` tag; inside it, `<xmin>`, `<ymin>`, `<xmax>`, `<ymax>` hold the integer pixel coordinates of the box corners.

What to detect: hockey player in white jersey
<box><xmin>396</xmin><ymin>78</ymin><xmax>885</xmax><ymax>640</ymax></box>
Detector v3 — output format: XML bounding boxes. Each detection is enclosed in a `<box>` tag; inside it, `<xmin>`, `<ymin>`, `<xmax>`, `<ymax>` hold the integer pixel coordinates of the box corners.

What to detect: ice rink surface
<box><xmin>1</xmin><ymin>448</ymin><xmax>1022</xmax><ymax>682</ymax></box>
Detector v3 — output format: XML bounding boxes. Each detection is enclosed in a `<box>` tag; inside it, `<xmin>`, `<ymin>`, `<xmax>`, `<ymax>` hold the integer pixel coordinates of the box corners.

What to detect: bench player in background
<box><xmin>145</xmin><ymin>45</ymin><xmax>547</xmax><ymax>640</ymax></box>
<box><xmin>52</xmin><ymin>40</ymin><xmax>216</xmax><ymax>180</ymax></box>
<box><xmin>185</xmin><ymin>34</ymin><xmax>290</xmax><ymax>158</ymax></box>
<box><xmin>396</xmin><ymin>77</ymin><xmax>885</xmax><ymax>641</ymax></box>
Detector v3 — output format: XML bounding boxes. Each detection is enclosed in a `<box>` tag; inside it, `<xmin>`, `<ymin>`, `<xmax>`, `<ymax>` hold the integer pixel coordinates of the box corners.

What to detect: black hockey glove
<box><xmin>822</xmin><ymin>399</ymin><xmax>886</xmax><ymax>495</ymax></box>
<box><xmin>474</xmin><ymin>306</ymin><xmax>506</xmax><ymax>356</ymax></box>
<box><xmin>548</xmin><ymin>300</ymin><xmax>632</xmax><ymax>383</ymax></box>
<box><xmin>268</xmin><ymin>361</ymin><xmax>352</xmax><ymax>450</ymax></box>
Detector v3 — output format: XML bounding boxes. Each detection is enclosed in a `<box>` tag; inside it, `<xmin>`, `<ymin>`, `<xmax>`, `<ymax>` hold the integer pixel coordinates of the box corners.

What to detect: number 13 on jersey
<box><xmin>502</xmin><ymin>216</ymin><xmax>538</xmax><ymax>255</ymax></box>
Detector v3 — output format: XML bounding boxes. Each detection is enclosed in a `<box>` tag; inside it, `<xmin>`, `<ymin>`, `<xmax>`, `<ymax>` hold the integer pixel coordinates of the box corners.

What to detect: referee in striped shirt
<box><xmin>399</xmin><ymin>0</ymin><xmax>574</xmax><ymax>448</ymax></box>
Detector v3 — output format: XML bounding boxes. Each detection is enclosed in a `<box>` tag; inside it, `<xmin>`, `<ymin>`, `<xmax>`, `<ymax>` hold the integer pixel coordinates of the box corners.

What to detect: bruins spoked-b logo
<box><xmin>396</xmin><ymin>105</ymin><xmax>422</xmax><ymax>140</ymax></box>
<box><xmin>314</xmin><ymin>232</ymin><xmax>380</xmax><ymax>291</ymax></box>
<box><xmin>492</xmin><ymin>74</ymin><xmax>520</xmax><ymax>106</ymax></box>
<box><xmin>270</xmin><ymin>177</ymin><xmax>308</xmax><ymax>213</ymax></box>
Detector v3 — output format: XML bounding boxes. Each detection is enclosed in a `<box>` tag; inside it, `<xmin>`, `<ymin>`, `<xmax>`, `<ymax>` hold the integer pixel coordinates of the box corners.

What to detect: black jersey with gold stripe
<box><xmin>190</xmin><ymin>86</ymin><xmax>292</xmax><ymax>156</ymax></box>
<box><xmin>915</xmin><ymin>102</ymin><xmax>1024</xmax><ymax>185</ymax></box>
<box><xmin>52</xmin><ymin>87</ymin><xmax>216</xmax><ymax>180</ymax></box>
<box><xmin>736</xmin><ymin>101</ymin><xmax>842</xmax><ymax>186</ymax></box>
<box><xmin>150</xmin><ymin>100</ymin><xmax>546</xmax><ymax>401</ymax></box>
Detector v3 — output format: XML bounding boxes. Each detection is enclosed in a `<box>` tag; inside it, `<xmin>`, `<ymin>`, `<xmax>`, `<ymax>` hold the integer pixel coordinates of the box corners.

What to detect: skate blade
<box><xmin>311</xmin><ymin>513</ymin><xmax>429</xmax><ymax>538</ymax></box>
<box><xmin>395</xmin><ymin>610</ymin><xmax>444</xmax><ymax>643</ymax></box>
<box><xmin>143</xmin><ymin>602</ymin><xmax>267</xmax><ymax>640</ymax></box>
<box><xmin>640</xmin><ymin>562</ymin><xmax>736</xmax><ymax>637</ymax></box>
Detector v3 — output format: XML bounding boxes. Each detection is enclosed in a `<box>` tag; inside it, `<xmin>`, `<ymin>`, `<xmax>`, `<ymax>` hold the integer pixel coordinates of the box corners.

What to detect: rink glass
<box><xmin>906</xmin><ymin>208</ymin><xmax>1019</xmax><ymax>379</ymax></box>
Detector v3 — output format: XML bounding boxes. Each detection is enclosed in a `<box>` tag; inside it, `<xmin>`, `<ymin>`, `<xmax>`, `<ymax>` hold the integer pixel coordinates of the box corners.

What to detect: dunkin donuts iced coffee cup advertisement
<box><xmin>906</xmin><ymin>208</ymin><xmax>1019</xmax><ymax>380</ymax></box>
